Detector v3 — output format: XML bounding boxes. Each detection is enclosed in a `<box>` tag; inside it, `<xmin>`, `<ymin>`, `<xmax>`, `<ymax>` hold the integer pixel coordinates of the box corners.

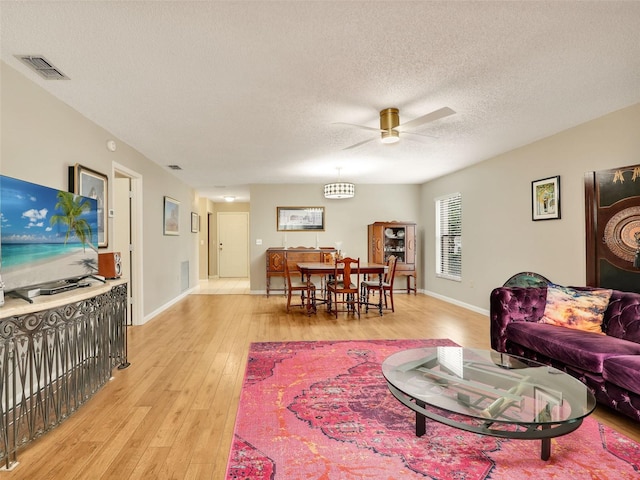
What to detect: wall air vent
<box><xmin>167</xmin><ymin>165</ymin><xmax>183</xmax><ymax>170</ymax></box>
<box><xmin>15</xmin><ymin>55</ymin><xmax>69</xmax><ymax>80</ymax></box>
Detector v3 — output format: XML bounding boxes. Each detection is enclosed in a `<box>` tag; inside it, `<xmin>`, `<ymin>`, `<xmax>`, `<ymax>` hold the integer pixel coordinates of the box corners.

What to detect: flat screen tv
<box><xmin>0</xmin><ymin>174</ymin><xmax>99</xmax><ymax>293</ymax></box>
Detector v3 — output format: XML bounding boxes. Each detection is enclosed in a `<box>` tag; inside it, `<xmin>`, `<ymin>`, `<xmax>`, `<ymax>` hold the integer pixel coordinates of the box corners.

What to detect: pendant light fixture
<box><xmin>324</xmin><ymin>168</ymin><xmax>355</xmax><ymax>199</ymax></box>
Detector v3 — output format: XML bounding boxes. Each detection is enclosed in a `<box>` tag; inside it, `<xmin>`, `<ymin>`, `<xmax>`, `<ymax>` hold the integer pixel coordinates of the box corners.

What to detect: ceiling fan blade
<box><xmin>396</xmin><ymin>107</ymin><xmax>455</xmax><ymax>132</ymax></box>
<box><xmin>332</xmin><ymin>122</ymin><xmax>384</xmax><ymax>133</ymax></box>
<box><xmin>400</xmin><ymin>130</ymin><xmax>437</xmax><ymax>139</ymax></box>
<box><xmin>342</xmin><ymin>137</ymin><xmax>376</xmax><ymax>150</ymax></box>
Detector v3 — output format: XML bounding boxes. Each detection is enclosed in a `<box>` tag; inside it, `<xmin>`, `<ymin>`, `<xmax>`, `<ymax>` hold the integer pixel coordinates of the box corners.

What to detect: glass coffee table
<box><xmin>382</xmin><ymin>347</ymin><xmax>596</xmax><ymax>460</ymax></box>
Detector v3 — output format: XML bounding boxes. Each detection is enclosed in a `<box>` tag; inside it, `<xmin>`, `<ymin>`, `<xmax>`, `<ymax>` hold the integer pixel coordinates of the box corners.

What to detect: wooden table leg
<box><xmin>305</xmin><ymin>273</ymin><xmax>316</xmax><ymax>315</ymax></box>
<box><xmin>416</xmin><ymin>400</ymin><xmax>426</xmax><ymax>436</ymax></box>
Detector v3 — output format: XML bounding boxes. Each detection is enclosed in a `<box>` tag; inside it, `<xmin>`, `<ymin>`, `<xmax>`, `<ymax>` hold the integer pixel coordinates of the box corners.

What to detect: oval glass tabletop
<box><xmin>382</xmin><ymin>347</ymin><xmax>596</xmax><ymax>426</ymax></box>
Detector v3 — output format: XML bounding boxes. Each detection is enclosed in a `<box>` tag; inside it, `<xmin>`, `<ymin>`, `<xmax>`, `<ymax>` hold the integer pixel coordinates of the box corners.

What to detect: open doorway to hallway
<box><xmin>113</xmin><ymin>163</ymin><xmax>143</xmax><ymax>325</ymax></box>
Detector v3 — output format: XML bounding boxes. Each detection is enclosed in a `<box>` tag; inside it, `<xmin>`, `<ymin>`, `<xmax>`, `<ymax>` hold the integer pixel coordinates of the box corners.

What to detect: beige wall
<box><xmin>1</xmin><ymin>62</ymin><xmax>199</xmax><ymax>323</ymax></box>
<box><xmin>4</xmin><ymin>58</ymin><xmax>637</xmax><ymax>317</ymax></box>
<box><xmin>421</xmin><ymin>103</ymin><xmax>640</xmax><ymax>313</ymax></box>
<box><xmin>249</xmin><ymin>184</ymin><xmax>421</xmax><ymax>293</ymax></box>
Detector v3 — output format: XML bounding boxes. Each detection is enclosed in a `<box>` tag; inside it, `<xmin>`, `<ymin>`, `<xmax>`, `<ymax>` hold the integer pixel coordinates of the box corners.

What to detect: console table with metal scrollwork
<box><xmin>0</xmin><ymin>280</ymin><xmax>129</xmax><ymax>470</ymax></box>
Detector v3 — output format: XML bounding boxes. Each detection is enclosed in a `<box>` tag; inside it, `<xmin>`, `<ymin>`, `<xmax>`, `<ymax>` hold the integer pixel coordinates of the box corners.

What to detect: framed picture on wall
<box><xmin>532</xmin><ymin>176</ymin><xmax>561</xmax><ymax>221</ymax></box>
<box><xmin>69</xmin><ymin>164</ymin><xmax>108</xmax><ymax>247</ymax></box>
<box><xmin>163</xmin><ymin>196</ymin><xmax>180</xmax><ymax>235</ymax></box>
<box><xmin>277</xmin><ymin>206</ymin><xmax>325</xmax><ymax>231</ymax></box>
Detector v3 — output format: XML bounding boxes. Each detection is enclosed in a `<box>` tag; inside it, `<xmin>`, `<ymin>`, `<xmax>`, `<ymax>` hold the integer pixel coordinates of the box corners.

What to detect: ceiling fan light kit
<box><xmin>381</xmin><ymin>130</ymin><xmax>400</xmax><ymax>144</ymax></box>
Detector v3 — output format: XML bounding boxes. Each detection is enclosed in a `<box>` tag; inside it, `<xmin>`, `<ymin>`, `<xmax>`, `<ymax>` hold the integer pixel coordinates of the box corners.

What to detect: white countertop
<box><xmin>1</xmin><ymin>278</ymin><xmax>128</xmax><ymax>319</ymax></box>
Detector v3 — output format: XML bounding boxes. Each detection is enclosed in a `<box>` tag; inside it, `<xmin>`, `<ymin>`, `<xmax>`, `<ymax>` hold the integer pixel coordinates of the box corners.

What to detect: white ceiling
<box><xmin>2</xmin><ymin>1</ymin><xmax>639</xmax><ymax>203</ymax></box>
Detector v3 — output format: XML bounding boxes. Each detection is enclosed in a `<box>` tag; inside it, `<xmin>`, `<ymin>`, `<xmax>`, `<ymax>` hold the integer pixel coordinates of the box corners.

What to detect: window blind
<box><xmin>436</xmin><ymin>193</ymin><xmax>462</xmax><ymax>281</ymax></box>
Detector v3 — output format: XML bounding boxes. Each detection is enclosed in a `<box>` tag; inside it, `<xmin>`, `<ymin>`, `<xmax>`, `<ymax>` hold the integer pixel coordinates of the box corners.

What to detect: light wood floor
<box><xmin>5</xmin><ymin>291</ymin><xmax>640</xmax><ymax>479</ymax></box>
<box><xmin>194</xmin><ymin>278</ymin><xmax>250</xmax><ymax>295</ymax></box>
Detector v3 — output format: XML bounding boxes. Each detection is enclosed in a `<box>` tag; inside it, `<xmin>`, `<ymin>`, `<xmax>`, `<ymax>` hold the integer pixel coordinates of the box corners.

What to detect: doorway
<box><xmin>217</xmin><ymin>212</ymin><xmax>249</xmax><ymax>277</ymax></box>
<box><xmin>112</xmin><ymin>163</ymin><xmax>144</xmax><ymax>325</ymax></box>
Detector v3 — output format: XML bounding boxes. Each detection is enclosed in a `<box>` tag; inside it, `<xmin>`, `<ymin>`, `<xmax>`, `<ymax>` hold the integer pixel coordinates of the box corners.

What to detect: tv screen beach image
<box><xmin>0</xmin><ymin>175</ymin><xmax>98</xmax><ymax>292</ymax></box>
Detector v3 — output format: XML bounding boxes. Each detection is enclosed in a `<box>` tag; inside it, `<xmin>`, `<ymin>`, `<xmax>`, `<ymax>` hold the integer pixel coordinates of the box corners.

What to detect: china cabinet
<box><xmin>368</xmin><ymin>222</ymin><xmax>417</xmax><ymax>294</ymax></box>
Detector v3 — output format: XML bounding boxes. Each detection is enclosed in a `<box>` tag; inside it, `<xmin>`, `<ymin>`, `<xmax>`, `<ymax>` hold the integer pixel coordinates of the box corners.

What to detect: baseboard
<box><xmin>423</xmin><ymin>289</ymin><xmax>490</xmax><ymax>317</ymax></box>
<box><xmin>143</xmin><ymin>286</ymin><xmax>198</xmax><ymax>324</ymax></box>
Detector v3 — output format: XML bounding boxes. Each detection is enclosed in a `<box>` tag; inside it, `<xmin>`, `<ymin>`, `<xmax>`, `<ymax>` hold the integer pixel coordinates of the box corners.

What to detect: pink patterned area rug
<box><xmin>226</xmin><ymin>339</ymin><xmax>640</xmax><ymax>479</ymax></box>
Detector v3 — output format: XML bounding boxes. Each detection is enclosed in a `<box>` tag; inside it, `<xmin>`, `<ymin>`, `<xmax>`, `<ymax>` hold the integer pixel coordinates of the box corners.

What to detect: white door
<box><xmin>113</xmin><ymin>176</ymin><xmax>133</xmax><ymax>324</ymax></box>
<box><xmin>113</xmin><ymin>177</ymin><xmax>131</xmax><ymax>282</ymax></box>
<box><xmin>113</xmin><ymin>163</ymin><xmax>143</xmax><ymax>326</ymax></box>
<box><xmin>218</xmin><ymin>212</ymin><xmax>249</xmax><ymax>277</ymax></box>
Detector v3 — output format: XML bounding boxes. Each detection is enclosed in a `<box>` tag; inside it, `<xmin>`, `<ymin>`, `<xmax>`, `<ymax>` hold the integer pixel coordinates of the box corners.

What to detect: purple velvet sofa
<box><xmin>490</xmin><ymin>286</ymin><xmax>640</xmax><ymax>421</ymax></box>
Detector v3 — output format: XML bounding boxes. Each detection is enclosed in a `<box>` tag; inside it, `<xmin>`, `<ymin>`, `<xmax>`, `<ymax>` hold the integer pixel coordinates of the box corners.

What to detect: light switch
<box><xmin>256</xmin><ymin>239</ymin><xmax>263</xmax><ymax>245</ymax></box>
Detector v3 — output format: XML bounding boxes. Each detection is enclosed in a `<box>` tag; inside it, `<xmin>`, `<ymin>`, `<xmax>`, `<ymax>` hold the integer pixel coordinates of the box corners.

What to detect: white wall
<box><xmin>1</xmin><ymin>61</ymin><xmax>199</xmax><ymax>322</ymax></box>
<box><xmin>249</xmin><ymin>183</ymin><xmax>421</xmax><ymax>293</ymax></box>
<box><xmin>421</xmin><ymin>103</ymin><xmax>640</xmax><ymax>312</ymax></box>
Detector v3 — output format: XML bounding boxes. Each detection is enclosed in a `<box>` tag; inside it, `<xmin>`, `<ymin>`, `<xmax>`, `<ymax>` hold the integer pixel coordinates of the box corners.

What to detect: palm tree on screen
<box><xmin>50</xmin><ymin>191</ymin><xmax>96</xmax><ymax>252</ymax></box>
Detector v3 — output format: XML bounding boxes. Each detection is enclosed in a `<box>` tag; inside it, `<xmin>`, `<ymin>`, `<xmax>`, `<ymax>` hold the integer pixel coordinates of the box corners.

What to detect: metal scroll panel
<box><xmin>0</xmin><ymin>283</ymin><xmax>128</xmax><ymax>468</ymax></box>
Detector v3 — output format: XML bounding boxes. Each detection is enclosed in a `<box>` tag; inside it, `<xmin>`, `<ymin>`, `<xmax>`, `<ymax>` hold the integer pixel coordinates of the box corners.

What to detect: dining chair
<box><xmin>361</xmin><ymin>255</ymin><xmax>398</xmax><ymax>312</ymax></box>
<box><xmin>326</xmin><ymin>257</ymin><xmax>360</xmax><ymax>318</ymax></box>
<box><xmin>284</xmin><ymin>260</ymin><xmax>315</xmax><ymax>313</ymax></box>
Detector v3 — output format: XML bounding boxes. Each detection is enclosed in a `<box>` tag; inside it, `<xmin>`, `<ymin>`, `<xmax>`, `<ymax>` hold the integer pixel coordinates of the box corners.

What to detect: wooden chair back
<box><xmin>335</xmin><ymin>257</ymin><xmax>360</xmax><ymax>290</ymax></box>
<box><xmin>284</xmin><ymin>260</ymin><xmax>299</xmax><ymax>288</ymax></box>
<box><xmin>385</xmin><ymin>255</ymin><xmax>398</xmax><ymax>286</ymax></box>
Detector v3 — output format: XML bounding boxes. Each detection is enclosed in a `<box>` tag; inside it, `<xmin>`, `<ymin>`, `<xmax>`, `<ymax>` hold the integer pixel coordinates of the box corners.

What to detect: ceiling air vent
<box><xmin>15</xmin><ymin>55</ymin><xmax>69</xmax><ymax>80</ymax></box>
<box><xmin>167</xmin><ymin>165</ymin><xmax>183</xmax><ymax>170</ymax></box>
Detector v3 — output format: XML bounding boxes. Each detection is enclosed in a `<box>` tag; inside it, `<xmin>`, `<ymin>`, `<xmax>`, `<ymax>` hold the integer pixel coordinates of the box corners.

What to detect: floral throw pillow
<box><xmin>538</xmin><ymin>284</ymin><xmax>612</xmax><ymax>334</ymax></box>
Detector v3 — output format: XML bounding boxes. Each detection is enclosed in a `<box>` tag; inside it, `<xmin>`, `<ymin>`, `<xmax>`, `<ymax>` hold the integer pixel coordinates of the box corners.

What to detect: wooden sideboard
<box><xmin>266</xmin><ymin>247</ymin><xmax>336</xmax><ymax>296</ymax></box>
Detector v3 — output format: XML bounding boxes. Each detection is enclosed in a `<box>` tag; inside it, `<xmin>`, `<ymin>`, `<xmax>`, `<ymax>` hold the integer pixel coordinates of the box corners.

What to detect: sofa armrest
<box><xmin>490</xmin><ymin>287</ymin><xmax>548</xmax><ymax>352</ymax></box>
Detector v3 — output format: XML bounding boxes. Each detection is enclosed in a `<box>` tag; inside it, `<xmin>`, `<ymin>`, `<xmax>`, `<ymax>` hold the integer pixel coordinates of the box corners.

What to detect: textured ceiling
<box><xmin>2</xmin><ymin>1</ymin><xmax>639</xmax><ymax>202</ymax></box>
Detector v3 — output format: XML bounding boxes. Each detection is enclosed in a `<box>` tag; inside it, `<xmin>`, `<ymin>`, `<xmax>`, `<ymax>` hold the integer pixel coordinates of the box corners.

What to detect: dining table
<box><xmin>296</xmin><ymin>262</ymin><xmax>388</xmax><ymax>316</ymax></box>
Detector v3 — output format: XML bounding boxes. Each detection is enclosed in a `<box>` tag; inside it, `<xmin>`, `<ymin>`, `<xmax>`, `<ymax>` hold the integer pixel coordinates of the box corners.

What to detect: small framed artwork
<box><xmin>532</xmin><ymin>176</ymin><xmax>561</xmax><ymax>221</ymax></box>
<box><xmin>191</xmin><ymin>212</ymin><xmax>199</xmax><ymax>233</ymax></box>
<box><xmin>69</xmin><ymin>164</ymin><xmax>108</xmax><ymax>247</ymax></box>
<box><xmin>277</xmin><ymin>206</ymin><xmax>325</xmax><ymax>231</ymax></box>
<box><xmin>163</xmin><ymin>196</ymin><xmax>180</xmax><ymax>235</ymax></box>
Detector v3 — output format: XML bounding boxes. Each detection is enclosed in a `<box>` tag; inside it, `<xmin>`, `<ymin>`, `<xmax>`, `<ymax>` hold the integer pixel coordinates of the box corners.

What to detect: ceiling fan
<box><xmin>335</xmin><ymin>106</ymin><xmax>455</xmax><ymax>150</ymax></box>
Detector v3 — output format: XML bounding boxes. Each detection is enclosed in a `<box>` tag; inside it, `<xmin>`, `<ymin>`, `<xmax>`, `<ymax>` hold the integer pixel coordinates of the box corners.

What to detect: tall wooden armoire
<box><xmin>368</xmin><ymin>222</ymin><xmax>417</xmax><ymax>294</ymax></box>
